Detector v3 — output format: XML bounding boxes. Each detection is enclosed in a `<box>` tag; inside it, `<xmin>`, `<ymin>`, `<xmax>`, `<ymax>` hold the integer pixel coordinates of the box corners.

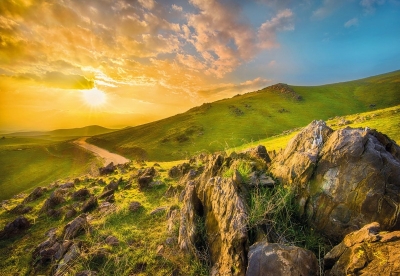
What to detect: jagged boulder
<box><xmin>40</xmin><ymin>188</ymin><xmax>68</xmax><ymax>213</ymax></box>
<box><xmin>0</xmin><ymin>216</ymin><xmax>31</xmax><ymax>239</ymax></box>
<box><xmin>270</xmin><ymin>121</ymin><xmax>400</xmax><ymax>241</ymax></box>
<box><xmin>23</xmin><ymin>186</ymin><xmax>47</xmax><ymax>203</ymax></box>
<box><xmin>168</xmin><ymin>163</ymin><xmax>191</xmax><ymax>178</ymax></box>
<box><xmin>246</xmin><ymin>242</ymin><xmax>318</xmax><ymax>276</ymax></box>
<box><xmin>62</xmin><ymin>214</ymin><xmax>89</xmax><ymax>240</ymax></box>
<box><xmin>324</xmin><ymin>222</ymin><xmax>400</xmax><ymax>275</ymax></box>
<box><xmin>179</xmin><ymin>154</ymin><xmax>249</xmax><ymax>275</ymax></box>
<box><xmin>270</xmin><ymin>120</ymin><xmax>333</xmax><ymax>187</ymax></box>
<box><xmin>81</xmin><ymin>196</ymin><xmax>98</xmax><ymax>213</ymax></box>
<box><xmin>10</xmin><ymin>204</ymin><xmax>33</xmax><ymax>215</ymax></box>
<box><xmin>245</xmin><ymin>145</ymin><xmax>271</xmax><ymax>163</ymax></box>
<box><xmin>99</xmin><ymin>162</ymin><xmax>116</xmax><ymax>175</ymax></box>
<box><xmin>72</xmin><ymin>188</ymin><xmax>90</xmax><ymax>201</ymax></box>
<box><xmin>137</xmin><ymin>167</ymin><xmax>156</xmax><ymax>189</ymax></box>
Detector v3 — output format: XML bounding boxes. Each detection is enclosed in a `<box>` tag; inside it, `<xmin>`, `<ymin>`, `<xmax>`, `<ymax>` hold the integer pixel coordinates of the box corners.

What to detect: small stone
<box><xmin>105</xmin><ymin>235</ymin><xmax>119</xmax><ymax>246</ymax></box>
<box><xmin>150</xmin><ymin>207</ymin><xmax>167</xmax><ymax>216</ymax></box>
<box><xmin>156</xmin><ymin>244</ymin><xmax>164</xmax><ymax>255</ymax></box>
<box><xmin>129</xmin><ymin>201</ymin><xmax>142</xmax><ymax>212</ymax></box>
<box><xmin>64</xmin><ymin>208</ymin><xmax>77</xmax><ymax>220</ymax></box>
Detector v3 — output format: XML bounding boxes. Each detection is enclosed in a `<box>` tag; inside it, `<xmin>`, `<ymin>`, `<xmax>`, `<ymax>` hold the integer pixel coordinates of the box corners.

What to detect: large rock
<box><xmin>246</xmin><ymin>242</ymin><xmax>318</xmax><ymax>276</ymax></box>
<box><xmin>270</xmin><ymin>121</ymin><xmax>400</xmax><ymax>241</ymax></box>
<box><xmin>40</xmin><ymin>188</ymin><xmax>68</xmax><ymax>213</ymax></box>
<box><xmin>0</xmin><ymin>216</ymin><xmax>31</xmax><ymax>239</ymax></box>
<box><xmin>99</xmin><ymin>162</ymin><xmax>116</xmax><ymax>175</ymax></box>
<box><xmin>137</xmin><ymin>167</ymin><xmax>156</xmax><ymax>189</ymax></box>
<box><xmin>10</xmin><ymin>204</ymin><xmax>33</xmax><ymax>215</ymax></box>
<box><xmin>72</xmin><ymin>188</ymin><xmax>90</xmax><ymax>201</ymax></box>
<box><xmin>62</xmin><ymin>214</ymin><xmax>89</xmax><ymax>240</ymax></box>
<box><xmin>270</xmin><ymin>120</ymin><xmax>333</xmax><ymax>187</ymax></box>
<box><xmin>81</xmin><ymin>196</ymin><xmax>98</xmax><ymax>213</ymax></box>
<box><xmin>23</xmin><ymin>186</ymin><xmax>47</xmax><ymax>203</ymax></box>
<box><xmin>178</xmin><ymin>154</ymin><xmax>249</xmax><ymax>275</ymax></box>
<box><xmin>324</xmin><ymin>222</ymin><xmax>400</xmax><ymax>275</ymax></box>
<box><xmin>245</xmin><ymin>145</ymin><xmax>271</xmax><ymax>163</ymax></box>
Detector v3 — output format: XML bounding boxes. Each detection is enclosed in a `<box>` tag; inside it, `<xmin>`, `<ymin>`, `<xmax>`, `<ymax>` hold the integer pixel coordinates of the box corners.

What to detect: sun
<box><xmin>82</xmin><ymin>88</ymin><xmax>107</xmax><ymax>107</ymax></box>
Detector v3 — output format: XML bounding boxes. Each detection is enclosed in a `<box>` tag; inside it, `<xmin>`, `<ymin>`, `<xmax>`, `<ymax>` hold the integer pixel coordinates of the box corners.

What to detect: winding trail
<box><xmin>73</xmin><ymin>137</ymin><xmax>130</xmax><ymax>165</ymax></box>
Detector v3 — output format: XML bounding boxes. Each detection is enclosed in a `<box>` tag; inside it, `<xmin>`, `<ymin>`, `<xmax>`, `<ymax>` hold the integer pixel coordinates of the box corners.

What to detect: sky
<box><xmin>1</xmin><ymin>0</ymin><xmax>399</xmax><ymax>132</ymax></box>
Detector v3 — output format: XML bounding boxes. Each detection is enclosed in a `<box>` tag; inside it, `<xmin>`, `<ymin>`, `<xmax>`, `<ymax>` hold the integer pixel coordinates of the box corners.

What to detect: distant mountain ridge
<box><xmin>88</xmin><ymin>70</ymin><xmax>400</xmax><ymax>161</ymax></box>
<box><xmin>4</xmin><ymin>125</ymin><xmax>117</xmax><ymax>138</ymax></box>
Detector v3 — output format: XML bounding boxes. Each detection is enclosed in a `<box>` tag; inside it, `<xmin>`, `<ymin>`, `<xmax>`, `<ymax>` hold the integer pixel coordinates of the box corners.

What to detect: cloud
<box><xmin>42</xmin><ymin>71</ymin><xmax>94</xmax><ymax>89</ymax></box>
<box><xmin>187</xmin><ymin>0</ymin><xmax>256</xmax><ymax>76</ymax></box>
<box><xmin>198</xmin><ymin>77</ymin><xmax>272</xmax><ymax>98</ymax></box>
<box><xmin>187</xmin><ymin>0</ymin><xmax>294</xmax><ymax>77</ymax></box>
<box><xmin>360</xmin><ymin>0</ymin><xmax>385</xmax><ymax>13</ymax></box>
<box><xmin>258</xmin><ymin>9</ymin><xmax>294</xmax><ymax>49</ymax></box>
<box><xmin>344</xmin><ymin>17</ymin><xmax>359</xmax><ymax>27</ymax></box>
<box><xmin>312</xmin><ymin>0</ymin><xmax>347</xmax><ymax>19</ymax></box>
<box><xmin>172</xmin><ymin>4</ymin><xmax>183</xmax><ymax>11</ymax></box>
<box><xmin>138</xmin><ymin>0</ymin><xmax>155</xmax><ymax>10</ymax></box>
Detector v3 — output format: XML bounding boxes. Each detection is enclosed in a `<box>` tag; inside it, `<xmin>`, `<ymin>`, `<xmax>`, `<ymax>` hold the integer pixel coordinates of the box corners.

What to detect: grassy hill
<box><xmin>0</xmin><ymin>137</ymin><xmax>101</xmax><ymax>200</ymax></box>
<box><xmin>88</xmin><ymin>70</ymin><xmax>400</xmax><ymax>161</ymax></box>
<box><xmin>4</xmin><ymin>125</ymin><xmax>116</xmax><ymax>139</ymax></box>
<box><xmin>229</xmin><ymin>104</ymin><xmax>400</xmax><ymax>154</ymax></box>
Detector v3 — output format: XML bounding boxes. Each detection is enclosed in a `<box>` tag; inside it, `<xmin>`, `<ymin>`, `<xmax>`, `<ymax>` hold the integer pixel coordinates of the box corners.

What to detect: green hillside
<box><xmin>0</xmin><ymin>138</ymin><xmax>101</xmax><ymax>200</ymax></box>
<box><xmin>5</xmin><ymin>125</ymin><xmax>116</xmax><ymax>139</ymax></box>
<box><xmin>88</xmin><ymin>70</ymin><xmax>400</xmax><ymax>161</ymax></box>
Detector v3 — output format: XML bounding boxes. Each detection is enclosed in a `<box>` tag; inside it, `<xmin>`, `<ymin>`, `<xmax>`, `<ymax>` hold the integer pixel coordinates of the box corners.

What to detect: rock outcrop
<box><xmin>23</xmin><ymin>186</ymin><xmax>47</xmax><ymax>203</ymax></box>
<box><xmin>62</xmin><ymin>214</ymin><xmax>89</xmax><ymax>240</ymax></box>
<box><xmin>0</xmin><ymin>216</ymin><xmax>31</xmax><ymax>239</ymax></box>
<box><xmin>270</xmin><ymin>121</ymin><xmax>400</xmax><ymax>241</ymax></box>
<box><xmin>40</xmin><ymin>188</ymin><xmax>67</xmax><ymax>213</ymax></box>
<box><xmin>137</xmin><ymin>167</ymin><xmax>156</xmax><ymax>189</ymax></box>
<box><xmin>179</xmin><ymin>154</ymin><xmax>249</xmax><ymax>276</ymax></box>
<box><xmin>324</xmin><ymin>222</ymin><xmax>400</xmax><ymax>275</ymax></box>
<box><xmin>247</xmin><ymin>241</ymin><xmax>319</xmax><ymax>276</ymax></box>
<box><xmin>99</xmin><ymin>162</ymin><xmax>116</xmax><ymax>175</ymax></box>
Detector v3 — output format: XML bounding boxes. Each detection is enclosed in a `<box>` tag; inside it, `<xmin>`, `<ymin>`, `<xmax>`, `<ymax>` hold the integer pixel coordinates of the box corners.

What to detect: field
<box><xmin>88</xmin><ymin>70</ymin><xmax>400</xmax><ymax>161</ymax></box>
<box><xmin>0</xmin><ymin>137</ymin><xmax>101</xmax><ymax>200</ymax></box>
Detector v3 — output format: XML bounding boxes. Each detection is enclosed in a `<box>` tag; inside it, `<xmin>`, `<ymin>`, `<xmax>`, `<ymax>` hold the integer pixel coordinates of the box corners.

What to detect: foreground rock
<box><xmin>179</xmin><ymin>154</ymin><xmax>249</xmax><ymax>275</ymax></box>
<box><xmin>62</xmin><ymin>214</ymin><xmax>89</xmax><ymax>240</ymax></box>
<box><xmin>0</xmin><ymin>216</ymin><xmax>31</xmax><ymax>239</ymax></box>
<box><xmin>99</xmin><ymin>162</ymin><xmax>116</xmax><ymax>175</ymax></box>
<box><xmin>40</xmin><ymin>188</ymin><xmax>67</xmax><ymax>213</ymax></box>
<box><xmin>137</xmin><ymin>167</ymin><xmax>156</xmax><ymax>189</ymax></box>
<box><xmin>270</xmin><ymin>121</ymin><xmax>400</xmax><ymax>241</ymax></box>
<box><xmin>247</xmin><ymin>241</ymin><xmax>318</xmax><ymax>276</ymax></box>
<box><xmin>23</xmin><ymin>186</ymin><xmax>47</xmax><ymax>203</ymax></box>
<box><xmin>324</xmin><ymin>222</ymin><xmax>400</xmax><ymax>275</ymax></box>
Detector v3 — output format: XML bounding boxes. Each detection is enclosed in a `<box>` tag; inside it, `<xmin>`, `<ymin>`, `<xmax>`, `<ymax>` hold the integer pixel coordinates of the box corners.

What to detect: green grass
<box><xmin>0</xmin><ymin>137</ymin><xmax>100</xmax><ymax>200</ymax></box>
<box><xmin>88</xmin><ymin>70</ymin><xmax>400</xmax><ymax>161</ymax></box>
<box><xmin>231</xmin><ymin>104</ymin><xmax>400</xmax><ymax>154</ymax></box>
<box><xmin>0</xmin><ymin>161</ymin><xmax>203</xmax><ymax>276</ymax></box>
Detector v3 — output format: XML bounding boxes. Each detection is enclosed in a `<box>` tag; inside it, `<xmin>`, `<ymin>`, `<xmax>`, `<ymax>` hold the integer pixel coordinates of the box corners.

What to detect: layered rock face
<box><xmin>270</xmin><ymin>121</ymin><xmax>400</xmax><ymax>241</ymax></box>
<box><xmin>179</xmin><ymin>154</ymin><xmax>251</xmax><ymax>276</ymax></box>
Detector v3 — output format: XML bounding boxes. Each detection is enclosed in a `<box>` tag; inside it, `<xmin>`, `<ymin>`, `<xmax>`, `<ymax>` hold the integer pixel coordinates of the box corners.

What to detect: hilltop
<box><xmin>88</xmin><ymin>70</ymin><xmax>400</xmax><ymax>161</ymax></box>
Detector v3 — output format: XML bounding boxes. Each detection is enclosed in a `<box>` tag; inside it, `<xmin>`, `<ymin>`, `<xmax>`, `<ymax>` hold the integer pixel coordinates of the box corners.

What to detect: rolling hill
<box><xmin>4</xmin><ymin>125</ymin><xmax>117</xmax><ymax>139</ymax></box>
<box><xmin>88</xmin><ymin>70</ymin><xmax>400</xmax><ymax>161</ymax></box>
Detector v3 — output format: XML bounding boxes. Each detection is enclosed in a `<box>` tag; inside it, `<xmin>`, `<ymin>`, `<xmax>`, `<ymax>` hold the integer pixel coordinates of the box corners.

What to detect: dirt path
<box><xmin>73</xmin><ymin>137</ymin><xmax>130</xmax><ymax>165</ymax></box>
